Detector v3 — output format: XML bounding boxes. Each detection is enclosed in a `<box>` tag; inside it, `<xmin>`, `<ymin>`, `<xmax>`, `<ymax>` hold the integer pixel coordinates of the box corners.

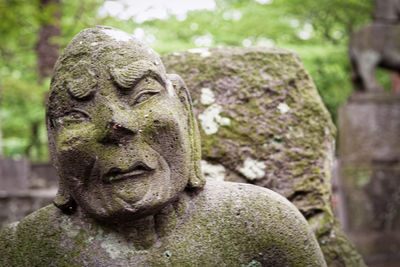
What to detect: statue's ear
<box><xmin>53</xmin><ymin>176</ymin><xmax>76</xmax><ymax>214</ymax></box>
<box><xmin>166</xmin><ymin>74</ymin><xmax>205</xmax><ymax>189</ymax></box>
<box><xmin>46</xmin><ymin>114</ymin><xmax>77</xmax><ymax>214</ymax></box>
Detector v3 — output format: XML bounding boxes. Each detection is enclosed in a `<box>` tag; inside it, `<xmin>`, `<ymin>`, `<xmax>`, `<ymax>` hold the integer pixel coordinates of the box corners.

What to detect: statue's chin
<box><xmin>76</xmin><ymin>188</ymin><xmax>181</xmax><ymax>224</ymax></box>
<box><xmin>71</xmin><ymin>163</ymin><xmax>187</xmax><ymax>223</ymax></box>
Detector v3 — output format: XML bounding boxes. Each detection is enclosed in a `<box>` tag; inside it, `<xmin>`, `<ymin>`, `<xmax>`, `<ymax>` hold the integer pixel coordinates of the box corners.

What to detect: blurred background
<box><xmin>0</xmin><ymin>0</ymin><xmax>375</xmax><ymax>162</ymax></box>
<box><xmin>2</xmin><ymin>0</ymin><xmax>400</xmax><ymax>266</ymax></box>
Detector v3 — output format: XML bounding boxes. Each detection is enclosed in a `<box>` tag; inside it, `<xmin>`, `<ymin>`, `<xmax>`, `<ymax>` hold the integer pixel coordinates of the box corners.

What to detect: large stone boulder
<box><xmin>162</xmin><ymin>47</ymin><xmax>365</xmax><ymax>266</ymax></box>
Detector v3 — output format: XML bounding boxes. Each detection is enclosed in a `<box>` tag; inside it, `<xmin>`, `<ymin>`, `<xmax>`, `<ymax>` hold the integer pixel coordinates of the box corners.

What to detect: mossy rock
<box><xmin>162</xmin><ymin>47</ymin><xmax>365</xmax><ymax>267</ymax></box>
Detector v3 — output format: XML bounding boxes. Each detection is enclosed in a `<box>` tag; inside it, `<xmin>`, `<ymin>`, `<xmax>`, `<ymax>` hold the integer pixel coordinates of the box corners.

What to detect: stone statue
<box><xmin>0</xmin><ymin>26</ymin><xmax>326</xmax><ymax>266</ymax></box>
<box><xmin>349</xmin><ymin>0</ymin><xmax>400</xmax><ymax>92</ymax></box>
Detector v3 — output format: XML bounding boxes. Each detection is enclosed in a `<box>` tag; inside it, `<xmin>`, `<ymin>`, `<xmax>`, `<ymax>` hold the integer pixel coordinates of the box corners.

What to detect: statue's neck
<box><xmin>75</xmin><ymin>196</ymin><xmax>183</xmax><ymax>249</ymax></box>
<box><xmin>118</xmin><ymin>215</ymin><xmax>159</xmax><ymax>249</ymax></box>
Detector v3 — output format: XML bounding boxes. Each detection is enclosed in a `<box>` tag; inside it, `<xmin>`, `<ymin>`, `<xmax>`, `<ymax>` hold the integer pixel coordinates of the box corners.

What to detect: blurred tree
<box><xmin>0</xmin><ymin>0</ymin><xmax>373</xmax><ymax>161</ymax></box>
<box><xmin>274</xmin><ymin>0</ymin><xmax>373</xmax><ymax>44</ymax></box>
<box><xmin>101</xmin><ymin>0</ymin><xmax>372</xmax><ymax>122</ymax></box>
<box><xmin>36</xmin><ymin>0</ymin><xmax>61</xmax><ymax>82</ymax></box>
<box><xmin>0</xmin><ymin>0</ymin><xmax>103</xmax><ymax>161</ymax></box>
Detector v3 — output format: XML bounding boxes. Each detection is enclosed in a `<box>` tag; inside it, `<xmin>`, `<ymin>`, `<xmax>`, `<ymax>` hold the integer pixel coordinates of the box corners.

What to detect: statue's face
<box><xmin>47</xmin><ymin>28</ymin><xmax>193</xmax><ymax>222</ymax></box>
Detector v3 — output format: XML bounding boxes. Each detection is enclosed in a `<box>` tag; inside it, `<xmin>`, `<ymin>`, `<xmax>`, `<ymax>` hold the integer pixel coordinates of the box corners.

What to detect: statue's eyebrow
<box><xmin>110</xmin><ymin>60</ymin><xmax>165</xmax><ymax>90</ymax></box>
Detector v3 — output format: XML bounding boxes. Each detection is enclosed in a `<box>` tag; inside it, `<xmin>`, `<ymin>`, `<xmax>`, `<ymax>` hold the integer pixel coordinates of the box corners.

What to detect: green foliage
<box><xmin>0</xmin><ymin>0</ymin><xmax>374</xmax><ymax>161</ymax></box>
<box><xmin>1</xmin><ymin>77</ymin><xmax>49</xmax><ymax>159</ymax></box>
<box><xmin>101</xmin><ymin>0</ymin><xmax>372</xmax><ymax>125</ymax></box>
<box><xmin>0</xmin><ymin>0</ymin><xmax>104</xmax><ymax>161</ymax></box>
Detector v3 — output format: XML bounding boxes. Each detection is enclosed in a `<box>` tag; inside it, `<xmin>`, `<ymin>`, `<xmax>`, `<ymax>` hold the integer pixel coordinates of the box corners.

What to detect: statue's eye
<box><xmin>130</xmin><ymin>77</ymin><xmax>163</xmax><ymax>106</ymax></box>
<box><xmin>133</xmin><ymin>90</ymin><xmax>160</xmax><ymax>106</ymax></box>
<box><xmin>59</xmin><ymin>109</ymin><xmax>90</xmax><ymax>125</ymax></box>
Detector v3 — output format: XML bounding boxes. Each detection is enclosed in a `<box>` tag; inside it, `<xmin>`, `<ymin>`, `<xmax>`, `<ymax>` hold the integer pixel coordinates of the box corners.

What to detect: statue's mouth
<box><xmin>103</xmin><ymin>161</ymin><xmax>155</xmax><ymax>183</ymax></box>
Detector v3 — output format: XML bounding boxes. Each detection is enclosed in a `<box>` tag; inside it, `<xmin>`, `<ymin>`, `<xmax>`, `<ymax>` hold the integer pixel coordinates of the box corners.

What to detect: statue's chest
<box><xmin>55</xmin><ymin>228</ymin><xmax>257</xmax><ymax>266</ymax></box>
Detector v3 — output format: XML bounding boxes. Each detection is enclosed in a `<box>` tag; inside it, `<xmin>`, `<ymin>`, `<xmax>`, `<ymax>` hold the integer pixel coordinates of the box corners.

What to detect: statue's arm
<box><xmin>249</xmin><ymin>188</ymin><xmax>327</xmax><ymax>267</ymax></box>
<box><xmin>0</xmin><ymin>222</ymin><xmax>19</xmax><ymax>265</ymax></box>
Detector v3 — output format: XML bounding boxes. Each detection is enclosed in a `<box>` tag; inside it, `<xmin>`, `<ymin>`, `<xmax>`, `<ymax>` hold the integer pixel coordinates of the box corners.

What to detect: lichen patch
<box><xmin>200</xmin><ymin>87</ymin><xmax>215</xmax><ymax>105</ymax></box>
<box><xmin>198</xmin><ymin>104</ymin><xmax>231</xmax><ymax>135</ymax></box>
<box><xmin>201</xmin><ymin>160</ymin><xmax>226</xmax><ymax>181</ymax></box>
<box><xmin>188</xmin><ymin>48</ymin><xmax>211</xmax><ymax>57</ymax></box>
<box><xmin>239</xmin><ymin>158</ymin><xmax>266</xmax><ymax>180</ymax></box>
<box><xmin>277</xmin><ymin>102</ymin><xmax>290</xmax><ymax>114</ymax></box>
<box><xmin>100</xmin><ymin>232</ymin><xmax>139</xmax><ymax>259</ymax></box>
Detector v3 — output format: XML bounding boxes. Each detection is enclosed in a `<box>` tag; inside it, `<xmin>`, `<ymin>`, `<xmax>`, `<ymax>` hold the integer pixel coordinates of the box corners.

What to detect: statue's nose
<box><xmin>99</xmin><ymin>121</ymin><xmax>137</xmax><ymax>146</ymax></box>
<box><xmin>99</xmin><ymin>107</ymin><xmax>139</xmax><ymax>145</ymax></box>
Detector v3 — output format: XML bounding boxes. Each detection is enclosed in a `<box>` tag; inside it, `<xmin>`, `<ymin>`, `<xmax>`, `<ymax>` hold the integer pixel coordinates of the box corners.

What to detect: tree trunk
<box><xmin>36</xmin><ymin>0</ymin><xmax>61</xmax><ymax>83</ymax></box>
<box><xmin>31</xmin><ymin>0</ymin><xmax>61</xmax><ymax>160</ymax></box>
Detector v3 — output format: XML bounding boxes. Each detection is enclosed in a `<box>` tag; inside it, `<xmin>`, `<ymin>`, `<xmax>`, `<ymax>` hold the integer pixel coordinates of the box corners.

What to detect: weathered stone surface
<box><xmin>1</xmin><ymin>182</ymin><xmax>326</xmax><ymax>266</ymax></box>
<box><xmin>162</xmin><ymin>47</ymin><xmax>364</xmax><ymax>266</ymax></box>
<box><xmin>0</xmin><ymin>26</ymin><xmax>326</xmax><ymax>266</ymax></box>
<box><xmin>349</xmin><ymin>0</ymin><xmax>400</xmax><ymax>93</ymax></box>
<box><xmin>339</xmin><ymin>93</ymin><xmax>400</xmax><ymax>264</ymax></box>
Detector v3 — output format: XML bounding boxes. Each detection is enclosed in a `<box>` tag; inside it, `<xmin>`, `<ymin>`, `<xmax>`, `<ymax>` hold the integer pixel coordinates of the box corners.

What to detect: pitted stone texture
<box><xmin>162</xmin><ymin>47</ymin><xmax>365</xmax><ymax>266</ymax></box>
<box><xmin>0</xmin><ymin>181</ymin><xmax>326</xmax><ymax>267</ymax></box>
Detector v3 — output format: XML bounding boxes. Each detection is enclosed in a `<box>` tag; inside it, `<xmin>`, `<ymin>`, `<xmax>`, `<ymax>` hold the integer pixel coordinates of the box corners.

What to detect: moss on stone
<box><xmin>1</xmin><ymin>181</ymin><xmax>328</xmax><ymax>266</ymax></box>
<box><xmin>162</xmin><ymin>47</ymin><xmax>364</xmax><ymax>266</ymax></box>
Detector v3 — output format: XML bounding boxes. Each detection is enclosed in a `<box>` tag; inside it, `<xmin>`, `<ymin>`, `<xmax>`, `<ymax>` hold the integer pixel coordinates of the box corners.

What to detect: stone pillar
<box><xmin>163</xmin><ymin>47</ymin><xmax>365</xmax><ymax>266</ymax></box>
<box><xmin>339</xmin><ymin>93</ymin><xmax>400</xmax><ymax>265</ymax></box>
<box><xmin>0</xmin><ymin>158</ymin><xmax>30</xmax><ymax>192</ymax></box>
<box><xmin>0</xmin><ymin>159</ymin><xmax>56</xmax><ymax>229</ymax></box>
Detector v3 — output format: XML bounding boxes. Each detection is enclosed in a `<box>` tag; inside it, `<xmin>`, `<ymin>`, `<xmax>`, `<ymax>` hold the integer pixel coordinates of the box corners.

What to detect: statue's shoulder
<box><xmin>0</xmin><ymin>204</ymin><xmax>60</xmax><ymax>240</ymax></box>
<box><xmin>194</xmin><ymin>180</ymin><xmax>303</xmax><ymax>220</ymax></box>
<box><xmin>8</xmin><ymin>204</ymin><xmax>63</xmax><ymax>232</ymax></box>
<box><xmin>184</xmin><ymin>181</ymin><xmax>326</xmax><ymax>266</ymax></box>
<box><xmin>188</xmin><ymin>180</ymin><xmax>311</xmax><ymax>236</ymax></box>
<box><xmin>0</xmin><ymin>204</ymin><xmax>72</xmax><ymax>266</ymax></box>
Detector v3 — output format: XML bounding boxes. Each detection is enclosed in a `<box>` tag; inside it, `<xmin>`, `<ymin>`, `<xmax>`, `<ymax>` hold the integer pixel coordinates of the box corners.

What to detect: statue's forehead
<box><xmin>60</xmin><ymin>26</ymin><xmax>161</xmax><ymax>68</ymax></box>
<box><xmin>51</xmin><ymin>27</ymin><xmax>166</xmax><ymax>99</ymax></box>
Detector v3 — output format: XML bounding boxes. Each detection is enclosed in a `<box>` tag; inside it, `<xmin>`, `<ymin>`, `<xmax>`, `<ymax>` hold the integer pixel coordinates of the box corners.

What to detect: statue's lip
<box><xmin>103</xmin><ymin>161</ymin><xmax>155</xmax><ymax>183</ymax></box>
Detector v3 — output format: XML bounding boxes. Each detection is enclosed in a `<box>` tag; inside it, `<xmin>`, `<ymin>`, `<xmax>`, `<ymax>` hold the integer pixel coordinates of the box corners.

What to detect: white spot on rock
<box><xmin>200</xmin><ymin>88</ymin><xmax>215</xmax><ymax>105</ymax></box>
<box><xmin>188</xmin><ymin>48</ymin><xmax>211</xmax><ymax>57</ymax></box>
<box><xmin>198</xmin><ymin>104</ymin><xmax>231</xmax><ymax>135</ymax></box>
<box><xmin>90</xmin><ymin>42</ymin><xmax>98</xmax><ymax>46</ymax></box>
<box><xmin>218</xmin><ymin>117</ymin><xmax>231</xmax><ymax>126</ymax></box>
<box><xmin>201</xmin><ymin>160</ymin><xmax>226</xmax><ymax>181</ymax></box>
<box><xmin>60</xmin><ymin>219</ymin><xmax>80</xmax><ymax>238</ymax></box>
<box><xmin>101</xmin><ymin>28</ymin><xmax>133</xmax><ymax>42</ymax></box>
<box><xmin>147</xmin><ymin>48</ymin><xmax>155</xmax><ymax>55</ymax></box>
<box><xmin>100</xmin><ymin>232</ymin><xmax>140</xmax><ymax>259</ymax></box>
<box><xmin>239</xmin><ymin>158</ymin><xmax>266</xmax><ymax>180</ymax></box>
<box><xmin>277</xmin><ymin>102</ymin><xmax>290</xmax><ymax>114</ymax></box>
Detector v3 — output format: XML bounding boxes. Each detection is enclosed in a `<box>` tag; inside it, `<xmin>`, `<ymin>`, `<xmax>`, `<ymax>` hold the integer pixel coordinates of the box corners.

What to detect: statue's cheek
<box><xmin>55</xmin><ymin>123</ymin><xmax>99</xmax><ymax>153</ymax></box>
<box><xmin>55</xmin><ymin>124</ymin><xmax>101</xmax><ymax>182</ymax></box>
